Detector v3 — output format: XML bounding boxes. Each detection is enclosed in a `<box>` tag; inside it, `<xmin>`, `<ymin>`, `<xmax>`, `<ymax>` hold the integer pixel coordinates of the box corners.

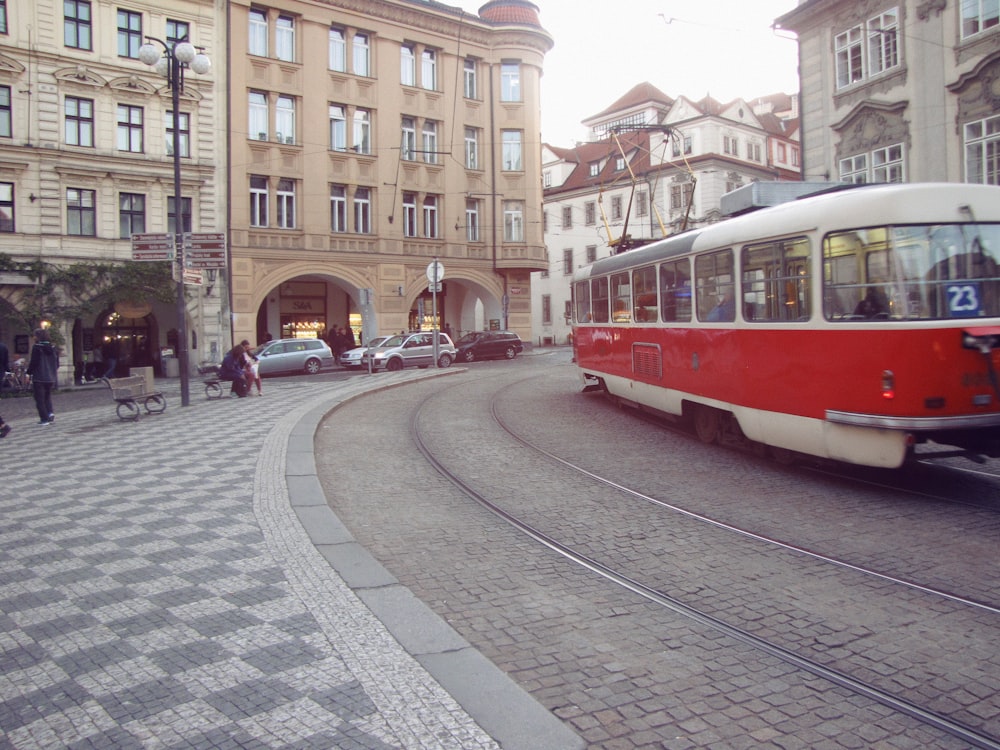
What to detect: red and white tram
<box><xmin>571</xmin><ymin>183</ymin><xmax>1000</xmax><ymax>468</ymax></box>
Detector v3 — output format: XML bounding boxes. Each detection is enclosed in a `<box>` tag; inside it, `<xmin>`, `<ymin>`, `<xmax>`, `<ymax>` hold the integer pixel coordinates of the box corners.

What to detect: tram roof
<box><xmin>578</xmin><ymin>182</ymin><xmax>1000</xmax><ymax>280</ymax></box>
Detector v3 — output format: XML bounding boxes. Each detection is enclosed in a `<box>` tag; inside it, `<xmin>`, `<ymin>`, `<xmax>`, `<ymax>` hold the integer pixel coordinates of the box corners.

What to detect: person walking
<box><xmin>0</xmin><ymin>415</ymin><xmax>10</xmax><ymax>438</ymax></box>
<box><xmin>27</xmin><ymin>328</ymin><xmax>59</xmax><ymax>425</ymax></box>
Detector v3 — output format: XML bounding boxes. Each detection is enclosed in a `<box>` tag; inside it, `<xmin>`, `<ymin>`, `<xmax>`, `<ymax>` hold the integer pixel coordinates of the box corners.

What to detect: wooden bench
<box><xmin>106</xmin><ymin>375</ymin><xmax>166</xmax><ymax>421</ymax></box>
<box><xmin>197</xmin><ymin>364</ymin><xmax>224</xmax><ymax>399</ymax></box>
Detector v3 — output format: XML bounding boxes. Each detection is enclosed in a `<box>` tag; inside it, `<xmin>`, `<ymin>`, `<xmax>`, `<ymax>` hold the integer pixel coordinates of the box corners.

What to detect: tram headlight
<box><xmin>881</xmin><ymin>369</ymin><xmax>895</xmax><ymax>400</ymax></box>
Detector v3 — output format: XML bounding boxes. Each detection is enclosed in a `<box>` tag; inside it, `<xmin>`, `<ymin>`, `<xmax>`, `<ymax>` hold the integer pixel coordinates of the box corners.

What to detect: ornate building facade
<box><xmin>775</xmin><ymin>0</ymin><xmax>999</xmax><ymax>184</ymax></box>
<box><xmin>0</xmin><ymin>0</ymin><xmax>226</xmax><ymax>380</ymax></box>
<box><xmin>227</xmin><ymin>0</ymin><xmax>551</xmax><ymax>347</ymax></box>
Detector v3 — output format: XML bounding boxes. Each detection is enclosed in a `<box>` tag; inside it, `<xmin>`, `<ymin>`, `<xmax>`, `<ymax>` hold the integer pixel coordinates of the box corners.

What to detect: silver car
<box><xmin>252</xmin><ymin>338</ymin><xmax>334</xmax><ymax>376</ymax></box>
<box><xmin>338</xmin><ymin>336</ymin><xmax>389</xmax><ymax>369</ymax></box>
<box><xmin>361</xmin><ymin>332</ymin><xmax>456</xmax><ymax>371</ymax></box>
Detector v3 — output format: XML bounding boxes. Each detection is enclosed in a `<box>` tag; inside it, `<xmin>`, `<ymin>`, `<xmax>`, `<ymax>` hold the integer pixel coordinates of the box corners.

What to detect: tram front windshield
<box><xmin>824</xmin><ymin>223</ymin><xmax>1000</xmax><ymax>321</ymax></box>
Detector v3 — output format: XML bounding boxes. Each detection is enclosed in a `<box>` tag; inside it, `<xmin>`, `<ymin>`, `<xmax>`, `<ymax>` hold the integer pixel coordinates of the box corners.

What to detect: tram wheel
<box><xmin>693</xmin><ymin>406</ymin><xmax>721</xmax><ymax>444</ymax></box>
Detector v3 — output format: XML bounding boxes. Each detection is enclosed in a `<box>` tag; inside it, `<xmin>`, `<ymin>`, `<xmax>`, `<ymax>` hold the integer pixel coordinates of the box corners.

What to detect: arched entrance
<box><xmin>94</xmin><ymin>303</ymin><xmax>160</xmax><ymax>378</ymax></box>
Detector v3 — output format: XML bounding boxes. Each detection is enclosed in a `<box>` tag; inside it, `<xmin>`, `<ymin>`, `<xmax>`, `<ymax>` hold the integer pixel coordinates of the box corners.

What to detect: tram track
<box><xmin>408</xmin><ymin>371</ymin><xmax>1000</xmax><ymax>750</ymax></box>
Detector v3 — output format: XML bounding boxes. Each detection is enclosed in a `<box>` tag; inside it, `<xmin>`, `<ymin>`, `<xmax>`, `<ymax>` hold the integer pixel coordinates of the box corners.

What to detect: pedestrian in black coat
<box><xmin>27</xmin><ymin>328</ymin><xmax>59</xmax><ymax>425</ymax></box>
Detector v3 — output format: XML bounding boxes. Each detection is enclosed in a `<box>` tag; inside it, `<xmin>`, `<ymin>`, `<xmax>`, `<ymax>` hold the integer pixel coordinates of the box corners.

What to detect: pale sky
<box><xmin>458</xmin><ymin>0</ymin><xmax>801</xmax><ymax>146</ymax></box>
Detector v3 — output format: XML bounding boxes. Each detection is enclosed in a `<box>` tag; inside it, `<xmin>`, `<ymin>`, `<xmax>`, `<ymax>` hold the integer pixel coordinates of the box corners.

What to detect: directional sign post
<box><xmin>426</xmin><ymin>260</ymin><xmax>445</xmax><ymax>367</ymax></box>
<box><xmin>131</xmin><ymin>233</ymin><xmax>175</xmax><ymax>261</ymax></box>
<box><xmin>183</xmin><ymin>232</ymin><xmax>227</xmax><ymax>269</ymax></box>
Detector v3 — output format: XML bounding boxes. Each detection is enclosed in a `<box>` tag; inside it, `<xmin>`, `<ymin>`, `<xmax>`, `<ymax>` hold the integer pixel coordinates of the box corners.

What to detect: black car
<box><xmin>454</xmin><ymin>331</ymin><xmax>523</xmax><ymax>362</ymax></box>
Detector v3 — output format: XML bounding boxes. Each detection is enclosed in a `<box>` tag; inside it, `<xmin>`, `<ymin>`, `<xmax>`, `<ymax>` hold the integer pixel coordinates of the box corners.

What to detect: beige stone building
<box><xmin>227</xmin><ymin>0</ymin><xmax>552</xmax><ymax>348</ymax></box>
<box><xmin>775</xmin><ymin>0</ymin><xmax>999</xmax><ymax>185</ymax></box>
<box><xmin>0</xmin><ymin>0</ymin><xmax>226</xmax><ymax>381</ymax></box>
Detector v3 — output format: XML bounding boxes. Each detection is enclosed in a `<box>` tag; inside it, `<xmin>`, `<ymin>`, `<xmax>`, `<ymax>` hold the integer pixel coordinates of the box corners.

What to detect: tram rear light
<box><xmin>881</xmin><ymin>369</ymin><xmax>895</xmax><ymax>400</ymax></box>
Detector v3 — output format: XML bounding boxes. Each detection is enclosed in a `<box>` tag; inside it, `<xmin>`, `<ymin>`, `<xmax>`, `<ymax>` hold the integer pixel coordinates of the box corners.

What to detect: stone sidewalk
<box><xmin>0</xmin><ymin>372</ymin><xmax>581</xmax><ymax>749</ymax></box>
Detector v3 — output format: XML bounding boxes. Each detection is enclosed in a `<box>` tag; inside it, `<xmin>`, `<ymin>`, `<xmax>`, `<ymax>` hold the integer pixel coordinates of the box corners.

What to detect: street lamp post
<box><xmin>138</xmin><ymin>37</ymin><xmax>211</xmax><ymax>407</ymax></box>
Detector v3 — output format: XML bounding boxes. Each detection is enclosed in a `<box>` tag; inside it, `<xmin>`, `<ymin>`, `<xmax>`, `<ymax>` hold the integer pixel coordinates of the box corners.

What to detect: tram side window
<box><xmin>741</xmin><ymin>237</ymin><xmax>811</xmax><ymax>322</ymax></box>
<box><xmin>611</xmin><ymin>272</ymin><xmax>631</xmax><ymax>322</ymax></box>
<box><xmin>591</xmin><ymin>276</ymin><xmax>610</xmax><ymax>323</ymax></box>
<box><xmin>695</xmin><ymin>249</ymin><xmax>735</xmax><ymax>321</ymax></box>
<box><xmin>574</xmin><ymin>280</ymin><xmax>592</xmax><ymax>322</ymax></box>
<box><xmin>632</xmin><ymin>265</ymin><xmax>657</xmax><ymax>322</ymax></box>
<box><xmin>660</xmin><ymin>258</ymin><xmax>691</xmax><ymax>322</ymax></box>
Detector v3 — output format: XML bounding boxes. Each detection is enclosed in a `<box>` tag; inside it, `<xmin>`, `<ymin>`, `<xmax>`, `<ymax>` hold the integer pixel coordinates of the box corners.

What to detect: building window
<box><xmin>962</xmin><ymin>0</ymin><xmax>1000</xmax><ymax>37</ymax></box>
<box><xmin>872</xmin><ymin>144</ymin><xmax>904</xmax><ymax>182</ymax></box>
<box><xmin>503</xmin><ymin>201</ymin><xmax>523</xmax><ymax>242</ymax></box>
<box><xmin>836</xmin><ymin>9</ymin><xmax>899</xmax><ymax>90</ymax></box>
<box><xmin>166</xmin><ymin>19</ymin><xmax>189</xmax><ymax>48</ymax></box>
<box><xmin>166</xmin><ymin>110</ymin><xmax>190</xmax><ymax>157</ymax></box>
<box><xmin>464</xmin><ymin>58</ymin><xmax>477</xmax><ymax>99</ymax></box>
<box><xmin>330</xmin><ymin>185</ymin><xmax>347</xmax><ymax>232</ymax></box>
<box><xmin>723</xmin><ymin>135</ymin><xmax>739</xmax><ymax>156</ymax></box>
<box><xmin>615</xmin><ymin>157</ymin><xmax>625</xmax><ymax>171</ymax></box>
<box><xmin>611</xmin><ymin>195</ymin><xmax>623</xmax><ymax>220</ymax></box>
<box><xmin>353</xmin><ymin>33</ymin><xmax>369</xmax><ymax>76</ymax></box>
<box><xmin>119</xmin><ymin>193</ymin><xmax>145</xmax><ymax>238</ymax></box>
<box><xmin>116</xmin><ymin>105</ymin><xmax>143</xmax><ymax>152</ymax></box>
<box><xmin>636</xmin><ymin>189</ymin><xmax>648</xmax><ymax>218</ymax></box>
<box><xmin>64</xmin><ymin>0</ymin><xmax>92</xmax><ymax>50</ymax></box>
<box><xmin>465</xmin><ymin>127</ymin><xmax>479</xmax><ymax>169</ymax></box>
<box><xmin>561</xmin><ymin>206</ymin><xmax>572</xmax><ymax>229</ymax></box>
<box><xmin>249</xmin><ymin>9</ymin><xmax>267</xmax><ymax>56</ymax></box>
<box><xmin>67</xmin><ymin>188</ymin><xmax>96</xmax><ymax>236</ymax></box>
<box><xmin>329</xmin><ymin>28</ymin><xmax>346</xmax><ymax>71</ymax></box>
<box><xmin>167</xmin><ymin>196</ymin><xmax>192</xmax><ymax>234</ymax></box>
<box><xmin>586</xmin><ymin>245</ymin><xmax>597</xmax><ymax>263</ymax></box>
<box><xmin>421</xmin><ymin>49</ymin><xmax>436</xmax><ymax>90</ymax></box>
<box><xmin>117</xmin><ymin>9</ymin><xmax>141</xmax><ymax>58</ymax></box>
<box><xmin>0</xmin><ymin>86</ymin><xmax>10</xmax><ymax>138</ymax></box>
<box><xmin>275</xmin><ymin>95</ymin><xmax>294</xmax><ymax>144</ymax></box>
<box><xmin>0</xmin><ymin>0</ymin><xmax>7</xmax><ymax>35</ymax></box>
<box><xmin>562</xmin><ymin>248</ymin><xmax>573</xmax><ymax>275</ymax></box>
<box><xmin>466</xmin><ymin>199</ymin><xmax>479</xmax><ymax>242</ymax></box>
<box><xmin>402</xmin><ymin>192</ymin><xmax>416</xmax><ymax>237</ymax></box>
<box><xmin>965</xmin><ymin>114</ymin><xmax>1000</xmax><ymax>185</ymax></box>
<box><xmin>748</xmin><ymin>142</ymin><xmax>762</xmax><ymax>162</ymax></box>
<box><xmin>275</xmin><ymin>15</ymin><xmax>294</xmax><ymax>62</ymax></box>
<box><xmin>585</xmin><ymin>201</ymin><xmax>596</xmax><ymax>226</ymax></box>
<box><xmin>501</xmin><ymin>62</ymin><xmax>520</xmax><ymax>102</ymax></box>
<box><xmin>589</xmin><ymin>162</ymin><xmax>600</xmax><ymax>177</ymax></box>
<box><xmin>353</xmin><ymin>109</ymin><xmax>371</xmax><ymax>154</ymax></box>
<box><xmin>400</xmin><ymin>44</ymin><xmax>415</xmax><ymax>86</ymax></box>
<box><xmin>422</xmin><ymin>120</ymin><xmax>438</xmax><ymax>164</ymax></box>
<box><xmin>0</xmin><ymin>182</ymin><xmax>14</xmax><ymax>232</ymax></box>
<box><xmin>670</xmin><ymin>182</ymin><xmax>694</xmax><ymax>210</ymax></box>
<box><xmin>542</xmin><ymin>295</ymin><xmax>551</xmax><ymax>324</ymax></box>
<box><xmin>839</xmin><ymin>144</ymin><xmax>904</xmax><ymax>183</ymax></box>
<box><xmin>401</xmin><ymin>117</ymin><xmax>416</xmax><ymax>160</ymax></box>
<box><xmin>329</xmin><ymin>104</ymin><xmax>346</xmax><ymax>150</ymax></box>
<box><xmin>354</xmin><ymin>187</ymin><xmax>371</xmax><ymax>233</ymax></box>
<box><xmin>423</xmin><ymin>195</ymin><xmax>438</xmax><ymax>238</ymax></box>
<box><xmin>250</xmin><ymin>175</ymin><xmax>268</xmax><ymax>227</ymax></box>
<box><xmin>277</xmin><ymin>179</ymin><xmax>295</xmax><ymax>228</ymax></box>
<box><xmin>502</xmin><ymin>130</ymin><xmax>522</xmax><ymax>171</ymax></box>
<box><xmin>249</xmin><ymin>91</ymin><xmax>268</xmax><ymax>140</ymax></box>
<box><xmin>65</xmin><ymin>96</ymin><xmax>94</xmax><ymax>147</ymax></box>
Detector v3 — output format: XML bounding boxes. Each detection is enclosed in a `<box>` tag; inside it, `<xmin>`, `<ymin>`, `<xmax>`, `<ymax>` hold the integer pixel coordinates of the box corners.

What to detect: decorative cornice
<box><xmin>108</xmin><ymin>75</ymin><xmax>159</xmax><ymax>95</ymax></box>
<box><xmin>0</xmin><ymin>53</ymin><xmax>26</xmax><ymax>76</ymax></box>
<box><xmin>53</xmin><ymin>65</ymin><xmax>107</xmax><ymax>88</ymax></box>
<box><xmin>916</xmin><ymin>0</ymin><xmax>947</xmax><ymax>21</ymax></box>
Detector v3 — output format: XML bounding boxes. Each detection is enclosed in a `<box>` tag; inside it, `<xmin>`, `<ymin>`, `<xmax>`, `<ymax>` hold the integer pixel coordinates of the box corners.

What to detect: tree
<box><xmin>0</xmin><ymin>254</ymin><xmax>176</xmax><ymax>343</ymax></box>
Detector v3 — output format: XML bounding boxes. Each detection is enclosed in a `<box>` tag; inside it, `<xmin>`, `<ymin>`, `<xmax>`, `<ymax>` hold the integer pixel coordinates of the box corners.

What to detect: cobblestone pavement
<box><xmin>0</xmin><ymin>371</ymin><xmax>576</xmax><ymax>749</ymax></box>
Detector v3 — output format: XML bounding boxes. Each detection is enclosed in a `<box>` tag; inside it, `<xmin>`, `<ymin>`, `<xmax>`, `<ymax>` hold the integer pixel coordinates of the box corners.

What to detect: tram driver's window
<box><xmin>695</xmin><ymin>249</ymin><xmax>735</xmax><ymax>322</ymax></box>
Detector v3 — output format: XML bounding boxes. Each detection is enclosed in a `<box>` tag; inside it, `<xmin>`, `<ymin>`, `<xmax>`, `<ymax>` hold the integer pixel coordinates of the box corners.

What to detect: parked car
<box><xmin>361</xmin><ymin>331</ymin><xmax>456</xmax><ymax>371</ymax></box>
<box><xmin>454</xmin><ymin>330</ymin><xmax>523</xmax><ymax>362</ymax></box>
<box><xmin>251</xmin><ymin>338</ymin><xmax>334</xmax><ymax>376</ymax></box>
<box><xmin>338</xmin><ymin>336</ymin><xmax>389</xmax><ymax>369</ymax></box>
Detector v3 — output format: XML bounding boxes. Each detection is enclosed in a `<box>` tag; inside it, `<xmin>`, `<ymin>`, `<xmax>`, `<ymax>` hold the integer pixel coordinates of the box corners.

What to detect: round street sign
<box><xmin>426</xmin><ymin>260</ymin><xmax>445</xmax><ymax>283</ymax></box>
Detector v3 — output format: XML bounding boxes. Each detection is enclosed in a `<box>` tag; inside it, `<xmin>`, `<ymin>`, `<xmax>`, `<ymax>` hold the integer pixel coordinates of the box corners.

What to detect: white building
<box><xmin>775</xmin><ymin>0</ymin><xmax>999</xmax><ymax>184</ymax></box>
<box><xmin>535</xmin><ymin>82</ymin><xmax>800</xmax><ymax>347</ymax></box>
